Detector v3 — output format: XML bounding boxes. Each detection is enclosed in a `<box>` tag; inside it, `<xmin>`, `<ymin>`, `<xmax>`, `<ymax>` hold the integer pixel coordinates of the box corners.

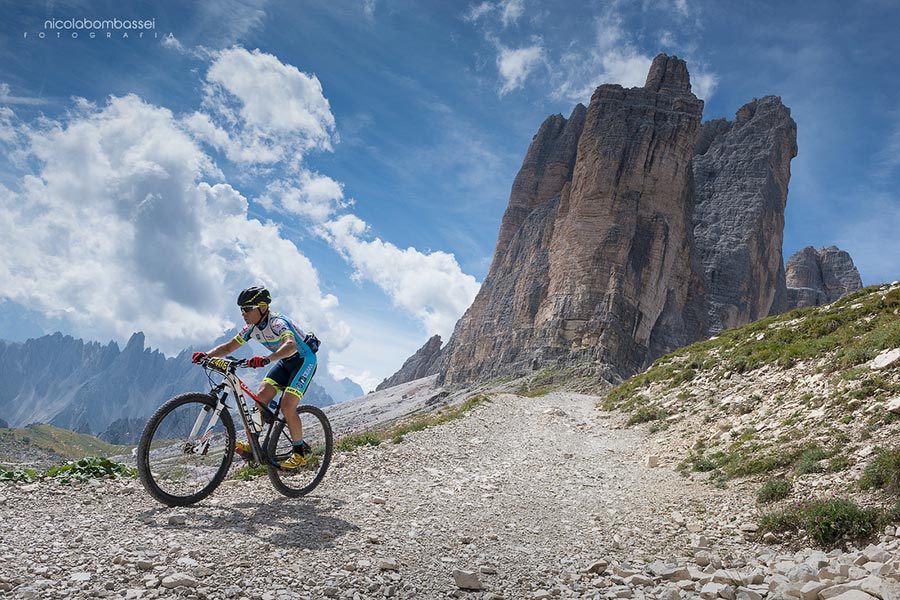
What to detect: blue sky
<box><xmin>1</xmin><ymin>0</ymin><xmax>898</xmax><ymax>391</ymax></box>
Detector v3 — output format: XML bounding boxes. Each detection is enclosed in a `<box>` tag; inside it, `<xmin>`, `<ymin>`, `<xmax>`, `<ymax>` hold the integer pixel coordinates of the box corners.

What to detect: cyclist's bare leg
<box><xmin>255</xmin><ymin>382</ymin><xmax>278</xmax><ymax>406</ymax></box>
<box><xmin>281</xmin><ymin>391</ymin><xmax>303</xmax><ymax>442</ymax></box>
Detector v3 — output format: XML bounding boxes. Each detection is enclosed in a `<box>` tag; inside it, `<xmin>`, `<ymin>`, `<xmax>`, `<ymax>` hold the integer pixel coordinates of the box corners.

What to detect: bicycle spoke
<box><xmin>138</xmin><ymin>394</ymin><xmax>235</xmax><ymax>506</ymax></box>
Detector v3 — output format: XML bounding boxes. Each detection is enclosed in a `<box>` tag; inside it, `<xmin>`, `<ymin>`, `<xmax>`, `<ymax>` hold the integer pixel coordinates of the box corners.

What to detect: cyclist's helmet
<box><xmin>237</xmin><ymin>286</ymin><xmax>271</xmax><ymax>307</ymax></box>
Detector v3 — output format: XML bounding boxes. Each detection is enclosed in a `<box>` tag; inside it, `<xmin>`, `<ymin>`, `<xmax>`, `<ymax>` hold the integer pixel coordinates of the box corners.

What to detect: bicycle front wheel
<box><xmin>267</xmin><ymin>405</ymin><xmax>333</xmax><ymax>497</ymax></box>
<box><xmin>137</xmin><ymin>393</ymin><xmax>236</xmax><ymax>506</ymax></box>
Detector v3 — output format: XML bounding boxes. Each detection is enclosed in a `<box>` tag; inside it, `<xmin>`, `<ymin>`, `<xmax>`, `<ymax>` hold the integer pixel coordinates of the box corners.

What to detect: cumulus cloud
<box><xmin>258</xmin><ymin>171</ymin><xmax>350</xmax><ymax>221</ymax></box>
<box><xmin>196</xmin><ymin>47</ymin><xmax>336</xmax><ymax>166</ymax></box>
<box><xmin>497</xmin><ymin>44</ymin><xmax>544</xmax><ymax>95</ymax></box>
<box><xmin>320</xmin><ymin>215</ymin><xmax>481</xmax><ymax>340</ymax></box>
<box><xmin>0</xmin><ymin>93</ymin><xmax>348</xmax><ymax>355</ymax></box>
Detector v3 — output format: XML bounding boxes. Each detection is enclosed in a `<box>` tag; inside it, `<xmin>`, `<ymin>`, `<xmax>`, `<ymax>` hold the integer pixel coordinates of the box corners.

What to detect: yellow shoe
<box><xmin>235</xmin><ymin>440</ymin><xmax>253</xmax><ymax>461</ymax></box>
<box><xmin>279</xmin><ymin>452</ymin><xmax>307</xmax><ymax>470</ymax></box>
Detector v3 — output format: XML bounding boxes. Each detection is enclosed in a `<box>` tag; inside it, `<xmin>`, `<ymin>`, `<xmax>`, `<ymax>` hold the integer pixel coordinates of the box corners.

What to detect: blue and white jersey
<box><xmin>234</xmin><ymin>312</ymin><xmax>306</xmax><ymax>355</ymax></box>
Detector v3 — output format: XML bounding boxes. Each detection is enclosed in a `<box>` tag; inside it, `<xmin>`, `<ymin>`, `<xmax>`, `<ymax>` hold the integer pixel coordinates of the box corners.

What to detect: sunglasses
<box><xmin>240</xmin><ymin>305</ymin><xmax>258</xmax><ymax>313</ymax></box>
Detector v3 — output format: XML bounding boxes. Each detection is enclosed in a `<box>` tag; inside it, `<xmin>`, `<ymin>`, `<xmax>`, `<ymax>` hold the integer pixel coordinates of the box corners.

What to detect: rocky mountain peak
<box><xmin>123</xmin><ymin>332</ymin><xmax>145</xmax><ymax>353</ymax></box>
<box><xmin>643</xmin><ymin>53</ymin><xmax>692</xmax><ymax>95</ymax></box>
<box><xmin>786</xmin><ymin>245</ymin><xmax>863</xmax><ymax>309</ymax></box>
<box><xmin>376</xmin><ymin>335</ymin><xmax>443</xmax><ymax>391</ymax></box>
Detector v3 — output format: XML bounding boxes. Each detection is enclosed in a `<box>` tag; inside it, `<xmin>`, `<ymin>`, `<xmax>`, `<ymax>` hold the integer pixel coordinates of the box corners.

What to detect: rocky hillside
<box><xmin>433</xmin><ymin>54</ymin><xmax>807</xmax><ymax>387</ymax></box>
<box><xmin>601</xmin><ymin>282</ymin><xmax>900</xmax><ymax>495</ymax></box>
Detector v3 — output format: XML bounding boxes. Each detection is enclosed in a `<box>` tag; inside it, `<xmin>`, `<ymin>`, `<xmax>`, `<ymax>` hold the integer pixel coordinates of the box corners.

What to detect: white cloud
<box><xmin>465</xmin><ymin>2</ymin><xmax>495</xmax><ymax>22</ymax></box>
<box><xmin>259</xmin><ymin>172</ymin><xmax>349</xmax><ymax>221</ymax></box>
<box><xmin>0</xmin><ymin>93</ymin><xmax>349</xmax><ymax>355</ymax></box>
<box><xmin>674</xmin><ymin>0</ymin><xmax>689</xmax><ymax>17</ymax></box>
<box><xmin>497</xmin><ymin>43</ymin><xmax>544</xmax><ymax>95</ymax></box>
<box><xmin>691</xmin><ymin>70</ymin><xmax>718</xmax><ymax>100</ymax></box>
<box><xmin>362</xmin><ymin>0</ymin><xmax>376</xmax><ymax>19</ymax></box>
<box><xmin>320</xmin><ymin>215</ymin><xmax>481</xmax><ymax>340</ymax></box>
<box><xmin>199</xmin><ymin>47</ymin><xmax>336</xmax><ymax>166</ymax></box>
<box><xmin>0</xmin><ymin>82</ymin><xmax>50</xmax><ymax>106</ymax></box>
<box><xmin>551</xmin><ymin>14</ymin><xmax>652</xmax><ymax>102</ymax></box>
<box><xmin>500</xmin><ymin>0</ymin><xmax>525</xmax><ymax>27</ymax></box>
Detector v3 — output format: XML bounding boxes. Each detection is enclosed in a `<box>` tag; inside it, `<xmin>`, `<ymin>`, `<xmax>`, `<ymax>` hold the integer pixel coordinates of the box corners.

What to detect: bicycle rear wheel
<box><xmin>266</xmin><ymin>405</ymin><xmax>333</xmax><ymax>497</ymax></box>
<box><xmin>137</xmin><ymin>393</ymin><xmax>236</xmax><ymax>506</ymax></box>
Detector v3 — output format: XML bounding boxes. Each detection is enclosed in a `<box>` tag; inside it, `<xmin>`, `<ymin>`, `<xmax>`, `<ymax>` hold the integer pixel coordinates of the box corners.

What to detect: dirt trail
<box><xmin>1</xmin><ymin>392</ymin><xmax>762</xmax><ymax>599</ymax></box>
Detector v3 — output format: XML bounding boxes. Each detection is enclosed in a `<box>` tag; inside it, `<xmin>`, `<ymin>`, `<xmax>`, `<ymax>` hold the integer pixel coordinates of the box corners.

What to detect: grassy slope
<box><xmin>598</xmin><ymin>283</ymin><xmax>900</xmax><ymax>483</ymax></box>
<box><xmin>0</xmin><ymin>424</ymin><xmax>131</xmax><ymax>466</ymax></box>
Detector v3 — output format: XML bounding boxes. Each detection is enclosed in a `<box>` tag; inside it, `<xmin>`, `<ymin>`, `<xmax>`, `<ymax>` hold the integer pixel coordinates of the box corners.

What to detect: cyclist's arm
<box><xmin>205</xmin><ymin>338</ymin><xmax>242</xmax><ymax>358</ymax></box>
<box><xmin>266</xmin><ymin>336</ymin><xmax>297</xmax><ymax>363</ymax></box>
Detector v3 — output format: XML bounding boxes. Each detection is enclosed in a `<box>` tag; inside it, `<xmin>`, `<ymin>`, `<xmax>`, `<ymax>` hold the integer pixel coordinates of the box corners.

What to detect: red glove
<box><xmin>192</xmin><ymin>352</ymin><xmax>207</xmax><ymax>363</ymax></box>
<box><xmin>248</xmin><ymin>356</ymin><xmax>270</xmax><ymax>368</ymax></box>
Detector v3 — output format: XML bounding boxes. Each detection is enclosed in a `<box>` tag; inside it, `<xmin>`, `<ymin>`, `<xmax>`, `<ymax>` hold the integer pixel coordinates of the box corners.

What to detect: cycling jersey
<box><xmin>234</xmin><ymin>311</ymin><xmax>306</xmax><ymax>355</ymax></box>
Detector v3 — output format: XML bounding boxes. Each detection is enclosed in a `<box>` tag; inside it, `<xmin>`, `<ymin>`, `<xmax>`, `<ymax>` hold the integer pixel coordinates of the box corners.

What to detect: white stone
<box><xmin>798</xmin><ymin>580</ymin><xmax>828</xmax><ymax>600</ymax></box>
<box><xmin>451</xmin><ymin>569</ymin><xmax>483</xmax><ymax>590</ymax></box>
<box><xmin>160</xmin><ymin>573</ymin><xmax>197</xmax><ymax>589</ymax></box>
<box><xmin>645</xmin><ymin>455</ymin><xmax>660</xmax><ymax>468</ymax></box>
<box><xmin>872</xmin><ymin>349</ymin><xmax>900</xmax><ymax>370</ymax></box>
<box><xmin>378</xmin><ymin>558</ymin><xmax>400</xmax><ymax>571</ymax></box>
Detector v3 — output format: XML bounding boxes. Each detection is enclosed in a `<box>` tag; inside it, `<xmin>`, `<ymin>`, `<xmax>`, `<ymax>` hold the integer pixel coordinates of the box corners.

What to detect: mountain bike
<box><xmin>136</xmin><ymin>356</ymin><xmax>333</xmax><ymax>506</ymax></box>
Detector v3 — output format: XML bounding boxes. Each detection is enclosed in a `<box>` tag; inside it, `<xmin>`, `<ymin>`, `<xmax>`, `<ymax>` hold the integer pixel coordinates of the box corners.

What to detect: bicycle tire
<box><xmin>137</xmin><ymin>392</ymin><xmax>236</xmax><ymax>506</ymax></box>
<box><xmin>266</xmin><ymin>405</ymin><xmax>333</xmax><ymax>497</ymax></box>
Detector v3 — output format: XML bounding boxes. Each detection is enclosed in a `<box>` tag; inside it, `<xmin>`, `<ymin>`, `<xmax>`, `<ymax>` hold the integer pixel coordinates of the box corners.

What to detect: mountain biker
<box><xmin>191</xmin><ymin>286</ymin><xmax>317</xmax><ymax>470</ymax></box>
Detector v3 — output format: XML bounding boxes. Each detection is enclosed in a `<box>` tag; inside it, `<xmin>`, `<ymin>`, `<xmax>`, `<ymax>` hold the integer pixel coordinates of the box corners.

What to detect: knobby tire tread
<box><xmin>137</xmin><ymin>392</ymin><xmax>235</xmax><ymax>507</ymax></box>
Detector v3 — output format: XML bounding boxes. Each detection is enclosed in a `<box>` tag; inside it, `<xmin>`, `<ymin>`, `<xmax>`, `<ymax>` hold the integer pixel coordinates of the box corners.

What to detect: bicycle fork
<box><xmin>186</xmin><ymin>396</ymin><xmax>228</xmax><ymax>456</ymax></box>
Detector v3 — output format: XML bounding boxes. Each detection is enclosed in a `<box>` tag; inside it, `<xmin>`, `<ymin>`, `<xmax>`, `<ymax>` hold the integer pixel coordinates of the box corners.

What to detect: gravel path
<box><xmin>1</xmin><ymin>392</ymin><xmax>772</xmax><ymax>599</ymax></box>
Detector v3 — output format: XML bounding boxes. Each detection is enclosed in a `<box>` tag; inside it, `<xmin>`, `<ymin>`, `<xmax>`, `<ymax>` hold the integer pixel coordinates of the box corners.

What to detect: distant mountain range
<box><xmin>0</xmin><ymin>330</ymin><xmax>363</xmax><ymax>444</ymax></box>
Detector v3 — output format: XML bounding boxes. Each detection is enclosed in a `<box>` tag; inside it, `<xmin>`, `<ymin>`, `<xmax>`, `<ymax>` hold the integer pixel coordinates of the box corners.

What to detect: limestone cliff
<box><xmin>440</xmin><ymin>54</ymin><xmax>708</xmax><ymax>384</ymax></box>
<box><xmin>387</xmin><ymin>54</ymin><xmax>832</xmax><ymax>390</ymax></box>
<box><xmin>785</xmin><ymin>246</ymin><xmax>863</xmax><ymax>309</ymax></box>
<box><xmin>691</xmin><ymin>97</ymin><xmax>798</xmax><ymax>333</ymax></box>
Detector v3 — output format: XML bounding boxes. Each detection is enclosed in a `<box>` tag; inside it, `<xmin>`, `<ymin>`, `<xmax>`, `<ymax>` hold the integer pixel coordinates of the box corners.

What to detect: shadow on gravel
<box><xmin>135</xmin><ymin>495</ymin><xmax>357</xmax><ymax>550</ymax></box>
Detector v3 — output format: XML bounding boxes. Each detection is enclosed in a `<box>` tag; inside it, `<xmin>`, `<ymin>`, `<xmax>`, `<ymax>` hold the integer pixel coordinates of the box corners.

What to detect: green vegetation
<box><xmin>757</xmin><ymin>477</ymin><xmax>792</xmax><ymax>503</ymax></box>
<box><xmin>626</xmin><ymin>406</ymin><xmax>668</xmax><ymax>426</ymax></box>
<box><xmin>335</xmin><ymin>430</ymin><xmax>383</xmax><ymax>453</ymax></box>
<box><xmin>678</xmin><ymin>441</ymin><xmax>841</xmax><ymax>481</ymax></box>
<box><xmin>335</xmin><ymin>394</ymin><xmax>492</xmax><ymax>452</ymax></box>
<box><xmin>515</xmin><ymin>368</ymin><xmax>571</xmax><ymax>397</ymax></box>
<box><xmin>1</xmin><ymin>456</ymin><xmax>135</xmax><ymax>485</ymax></box>
<box><xmin>0</xmin><ymin>466</ymin><xmax>39</xmax><ymax>482</ymax></box>
<box><xmin>232</xmin><ymin>463</ymin><xmax>268</xmax><ymax>481</ymax></box>
<box><xmin>759</xmin><ymin>497</ymin><xmax>897</xmax><ymax>547</ymax></box>
<box><xmin>45</xmin><ymin>457</ymin><xmax>135</xmax><ymax>484</ymax></box>
<box><xmin>859</xmin><ymin>447</ymin><xmax>900</xmax><ymax>495</ymax></box>
<box><xmin>0</xmin><ymin>423</ymin><xmax>131</xmax><ymax>461</ymax></box>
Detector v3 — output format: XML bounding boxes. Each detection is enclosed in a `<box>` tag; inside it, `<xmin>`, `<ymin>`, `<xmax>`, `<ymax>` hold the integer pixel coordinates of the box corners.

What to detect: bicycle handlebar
<box><xmin>197</xmin><ymin>356</ymin><xmax>249</xmax><ymax>374</ymax></box>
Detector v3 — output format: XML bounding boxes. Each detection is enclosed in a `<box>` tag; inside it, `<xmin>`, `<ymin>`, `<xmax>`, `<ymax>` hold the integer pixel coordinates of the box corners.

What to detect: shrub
<box><xmin>757</xmin><ymin>477</ymin><xmax>792</xmax><ymax>503</ymax></box>
<box><xmin>796</xmin><ymin>447</ymin><xmax>828</xmax><ymax>475</ymax></box>
<box><xmin>45</xmin><ymin>457</ymin><xmax>135</xmax><ymax>484</ymax></box>
<box><xmin>335</xmin><ymin>431</ymin><xmax>382</xmax><ymax>453</ymax></box>
<box><xmin>759</xmin><ymin>497</ymin><xmax>885</xmax><ymax>547</ymax></box>
<box><xmin>626</xmin><ymin>406</ymin><xmax>667</xmax><ymax>426</ymax></box>
<box><xmin>0</xmin><ymin>466</ymin><xmax>39</xmax><ymax>483</ymax></box>
<box><xmin>233</xmin><ymin>464</ymin><xmax>267</xmax><ymax>481</ymax></box>
<box><xmin>859</xmin><ymin>447</ymin><xmax>900</xmax><ymax>495</ymax></box>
